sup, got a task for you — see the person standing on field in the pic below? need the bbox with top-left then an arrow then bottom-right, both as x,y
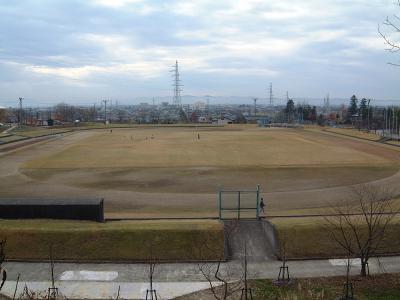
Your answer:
260,197 -> 265,214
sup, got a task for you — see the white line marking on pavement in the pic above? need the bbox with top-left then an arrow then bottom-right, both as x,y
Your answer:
59,271 -> 118,281
329,258 -> 361,266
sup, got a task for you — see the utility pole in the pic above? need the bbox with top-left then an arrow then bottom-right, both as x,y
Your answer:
253,98 -> 257,117
326,93 -> 330,116
269,83 -> 273,107
385,108 -> 388,136
102,100 -> 109,124
206,95 -> 210,120
367,99 -> 371,131
389,107 -> 392,138
18,97 -> 24,127
392,106 -> 395,139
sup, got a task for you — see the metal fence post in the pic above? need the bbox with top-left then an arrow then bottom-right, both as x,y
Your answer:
256,184 -> 260,218
219,190 -> 222,220
238,191 -> 241,220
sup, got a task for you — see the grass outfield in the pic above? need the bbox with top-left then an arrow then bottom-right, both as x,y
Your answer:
22,127 -> 394,169
269,216 -> 400,259
0,219 -> 224,261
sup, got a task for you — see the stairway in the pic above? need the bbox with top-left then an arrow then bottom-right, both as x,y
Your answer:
224,220 -> 276,261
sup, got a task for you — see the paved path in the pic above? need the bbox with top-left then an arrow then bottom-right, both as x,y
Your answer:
1,256 -> 399,299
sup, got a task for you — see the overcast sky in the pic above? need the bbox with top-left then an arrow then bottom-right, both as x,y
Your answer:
0,0 -> 399,106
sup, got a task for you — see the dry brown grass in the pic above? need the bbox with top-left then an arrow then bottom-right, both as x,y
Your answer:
0,219 -> 223,261
23,127 -> 393,169
270,215 -> 400,259
322,127 -> 382,141
1,126 -> 399,218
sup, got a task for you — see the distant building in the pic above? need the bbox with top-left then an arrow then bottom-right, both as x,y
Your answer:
257,116 -> 271,127
213,118 -> 233,125
194,101 -> 206,111
198,116 -> 209,123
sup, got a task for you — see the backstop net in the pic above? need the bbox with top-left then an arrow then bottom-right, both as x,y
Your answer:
218,185 -> 260,220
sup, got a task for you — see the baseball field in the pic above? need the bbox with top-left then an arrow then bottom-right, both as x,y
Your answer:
1,125 -> 400,218
1,125 -> 400,260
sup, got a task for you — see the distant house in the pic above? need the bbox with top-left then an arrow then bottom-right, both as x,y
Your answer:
213,118 -> 233,125
257,117 -> 271,127
198,116 -> 209,123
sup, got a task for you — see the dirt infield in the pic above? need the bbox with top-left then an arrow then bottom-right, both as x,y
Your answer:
1,126 -> 400,218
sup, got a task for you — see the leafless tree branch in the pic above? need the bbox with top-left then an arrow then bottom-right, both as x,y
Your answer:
324,184 -> 397,276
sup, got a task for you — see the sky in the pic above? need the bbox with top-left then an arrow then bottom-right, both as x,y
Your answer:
0,0 -> 399,106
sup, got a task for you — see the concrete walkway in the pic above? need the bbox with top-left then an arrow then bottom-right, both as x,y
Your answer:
1,256 -> 400,299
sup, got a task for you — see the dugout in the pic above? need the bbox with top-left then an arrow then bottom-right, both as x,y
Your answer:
0,198 -> 104,222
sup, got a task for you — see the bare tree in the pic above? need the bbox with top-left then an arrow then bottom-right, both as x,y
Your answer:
48,244 -> 59,300
324,184 -> 397,276
0,239 -> 7,291
274,233 -> 292,285
339,252 -> 356,300
144,239 -> 160,300
240,241 -> 253,300
195,221 -> 243,300
379,1 -> 400,66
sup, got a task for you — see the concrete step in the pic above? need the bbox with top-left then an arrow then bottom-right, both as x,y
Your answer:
224,220 -> 276,262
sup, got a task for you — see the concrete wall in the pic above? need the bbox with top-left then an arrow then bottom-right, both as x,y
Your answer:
0,198 -> 104,222
261,219 -> 280,258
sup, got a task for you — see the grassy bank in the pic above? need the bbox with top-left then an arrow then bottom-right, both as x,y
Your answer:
0,219 -> 224,261
178,274 -> 400,299
322,127 -> 382,141
254,274 -> 400,300
270,216 -> 400,259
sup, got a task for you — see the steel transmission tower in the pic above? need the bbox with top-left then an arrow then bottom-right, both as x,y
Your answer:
171,60 -> 183,107
269,83 -> 273,107
324,93 -> 330,116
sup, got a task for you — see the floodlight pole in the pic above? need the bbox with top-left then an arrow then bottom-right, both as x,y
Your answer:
18,97 -> 24,127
